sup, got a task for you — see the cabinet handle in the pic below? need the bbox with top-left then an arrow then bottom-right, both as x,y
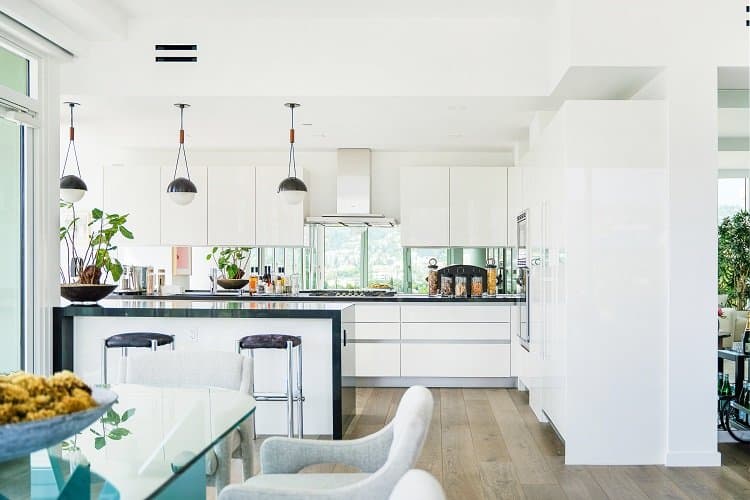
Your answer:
343,329 -> 347,346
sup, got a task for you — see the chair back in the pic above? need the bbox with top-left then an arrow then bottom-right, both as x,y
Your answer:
125,350 -> 252,394
388,469 -> 445,500
345,386 -> 433,498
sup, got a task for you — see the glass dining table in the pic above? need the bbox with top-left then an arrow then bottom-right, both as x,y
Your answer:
0,384 -> 256,500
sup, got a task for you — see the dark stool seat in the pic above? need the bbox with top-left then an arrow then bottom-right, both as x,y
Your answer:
239,334 -> 301,350
105,332 -> 175,349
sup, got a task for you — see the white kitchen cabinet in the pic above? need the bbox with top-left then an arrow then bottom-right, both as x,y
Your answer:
401,344 -> 510,377
160,165 -> 208,246
399,166 -> 450,247
400,304 -> 510,323
449,167 -> 508,247
402,322 -> 510,341
345,322 -> 400,340
351,304 -> 400,323
343,343 -> 400,377
254,166 -> 305,246
207,166 -> 256,245
103,165 -> 161,246
507,167 -> 523,247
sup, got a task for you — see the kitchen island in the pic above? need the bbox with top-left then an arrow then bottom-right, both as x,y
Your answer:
52,300 -> 354,438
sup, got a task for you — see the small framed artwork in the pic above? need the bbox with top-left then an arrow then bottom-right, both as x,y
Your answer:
172,246 -> 192,276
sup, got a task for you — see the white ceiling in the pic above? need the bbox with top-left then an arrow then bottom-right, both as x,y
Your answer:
62,96 -> 560,152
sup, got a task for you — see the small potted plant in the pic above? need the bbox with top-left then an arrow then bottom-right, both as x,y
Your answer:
206,247 -> 252,290
60,202 -> 133,302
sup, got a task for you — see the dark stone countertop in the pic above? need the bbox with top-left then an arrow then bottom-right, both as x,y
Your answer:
110,292 -> 526,304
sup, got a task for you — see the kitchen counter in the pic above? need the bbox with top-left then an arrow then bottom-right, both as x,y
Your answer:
111,292 -> 526,303
53,299 -> 354,438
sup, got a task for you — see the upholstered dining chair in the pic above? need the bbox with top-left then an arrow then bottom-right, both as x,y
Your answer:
388,469 -> 445,500
124,350 -> 255,492
218,385 -> 433,500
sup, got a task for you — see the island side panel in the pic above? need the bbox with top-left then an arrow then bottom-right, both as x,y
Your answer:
52,307 -> 74,372
73,316 -> 335,437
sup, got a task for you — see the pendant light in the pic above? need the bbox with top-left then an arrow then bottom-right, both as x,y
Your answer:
59,102 -> 87,203
278,102 -> 308,205
167,103 -> 197,205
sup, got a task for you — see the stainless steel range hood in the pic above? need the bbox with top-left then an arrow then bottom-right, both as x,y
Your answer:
306,149 -> 397,227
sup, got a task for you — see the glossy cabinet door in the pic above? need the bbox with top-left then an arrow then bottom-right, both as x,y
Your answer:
255,166 -> 305,246
449,166 -> 508,247
207,166 -> 256,245
103,165 -> 161,246
507,167 -> 523,247
160,165 -> 208,246
399,166 -> 450,247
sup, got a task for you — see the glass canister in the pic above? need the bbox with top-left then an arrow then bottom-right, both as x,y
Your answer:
440,274 -> 454,297
427,258 -> 439,296
486,258 -> 497,296
471,276 -> 483,298
455,275 -> 468,298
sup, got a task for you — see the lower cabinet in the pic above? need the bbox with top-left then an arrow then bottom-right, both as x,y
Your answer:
344,343 -> 401,377
401,344 -> 510,377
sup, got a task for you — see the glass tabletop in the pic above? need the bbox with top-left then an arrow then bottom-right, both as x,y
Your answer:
0,384 -> 256,500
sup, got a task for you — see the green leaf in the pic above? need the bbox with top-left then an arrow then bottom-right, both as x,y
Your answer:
121,408 -> 136,422
94,437 -> 106,450
110,261 -> 124,282
108,427 -> 130,439
102,408 -> 120,425
91,208 -> 103,220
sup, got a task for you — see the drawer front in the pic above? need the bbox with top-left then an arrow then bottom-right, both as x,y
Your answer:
401,343 -> 510,377
343,322 -> 400,341
353,304 -> 401,323
353,344 -> 400,377
400,304 -> 510,323
402,322 -> 510,341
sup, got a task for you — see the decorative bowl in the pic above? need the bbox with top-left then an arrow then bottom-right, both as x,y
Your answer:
0,387 -> 118,462
60,284 -> 118,303
217,278 -> 249,290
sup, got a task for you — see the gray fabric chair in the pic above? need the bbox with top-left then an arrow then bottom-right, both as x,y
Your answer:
219,385 -> 434,500
388,470 -> 445,500
124,350 -> 255,492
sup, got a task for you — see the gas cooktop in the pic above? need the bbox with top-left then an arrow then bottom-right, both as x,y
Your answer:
304,289 -> 397,297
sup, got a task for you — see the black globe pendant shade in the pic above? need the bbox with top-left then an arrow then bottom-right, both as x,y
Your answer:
59,102 -> 88,203
278,102 -> 307,205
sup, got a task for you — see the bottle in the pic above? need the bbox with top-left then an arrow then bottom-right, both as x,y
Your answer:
744,316 -> 750,354
157,269 -> 166,295
275,267 -> 284,294
427,258 -> 439,296
486,258 -> 497,297
719,373 -> 725,395
249,267 -> 259,294
721,373 -> 732,396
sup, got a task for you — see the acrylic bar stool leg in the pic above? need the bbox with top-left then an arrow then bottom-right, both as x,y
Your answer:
297,344 -> 303,439
287,340 -> 294,438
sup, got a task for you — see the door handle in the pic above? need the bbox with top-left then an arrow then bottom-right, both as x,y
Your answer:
343,329 -> 347,347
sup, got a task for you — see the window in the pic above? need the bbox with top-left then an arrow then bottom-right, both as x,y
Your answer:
0,45 -> 29,95
367,227 -> 403,290
408,248 -> 448,294
323,227 -> 363,289
718,176 -> 747,223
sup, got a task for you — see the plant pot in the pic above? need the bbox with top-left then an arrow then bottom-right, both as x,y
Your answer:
60,284 -> 118,303
216,278 -> 249,290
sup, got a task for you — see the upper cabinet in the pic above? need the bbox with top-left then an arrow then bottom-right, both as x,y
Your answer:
400,166 -> 450,247
399,166 -> 509,247
449,167 -> 507,247
207,166 -> 256,246
160,165 -> 208,246
255,166 -> 305,246
103,165 -> 161,246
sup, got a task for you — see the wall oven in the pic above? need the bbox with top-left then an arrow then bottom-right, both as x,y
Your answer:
517,210 -> 530,351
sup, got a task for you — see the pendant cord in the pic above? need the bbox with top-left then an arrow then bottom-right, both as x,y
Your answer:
61,103 -> 83,178
172,105 -> 191,181
288,105 -> 297,178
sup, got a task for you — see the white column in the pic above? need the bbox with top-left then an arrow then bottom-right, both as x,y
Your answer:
665,63 -> 721,466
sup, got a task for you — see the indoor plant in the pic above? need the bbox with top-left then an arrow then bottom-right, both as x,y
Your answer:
718,210 -> 750,310
206,247 -> 252,289
60,202 -> 133,302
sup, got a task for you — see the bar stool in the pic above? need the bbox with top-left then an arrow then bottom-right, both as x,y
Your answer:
237,334 -> 303,439
102,332 -> 175,384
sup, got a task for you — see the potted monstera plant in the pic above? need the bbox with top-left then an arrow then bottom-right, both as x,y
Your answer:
206,247 -> 252,290
60,202 -> 133,302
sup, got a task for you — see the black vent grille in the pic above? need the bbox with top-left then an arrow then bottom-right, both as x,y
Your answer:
155,44 -> 197,62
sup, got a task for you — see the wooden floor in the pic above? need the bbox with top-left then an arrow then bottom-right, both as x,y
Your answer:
216,388 -> 750,500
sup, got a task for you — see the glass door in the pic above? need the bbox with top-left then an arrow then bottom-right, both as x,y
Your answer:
0,116 -> 23,373
0,43 -> 30,372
